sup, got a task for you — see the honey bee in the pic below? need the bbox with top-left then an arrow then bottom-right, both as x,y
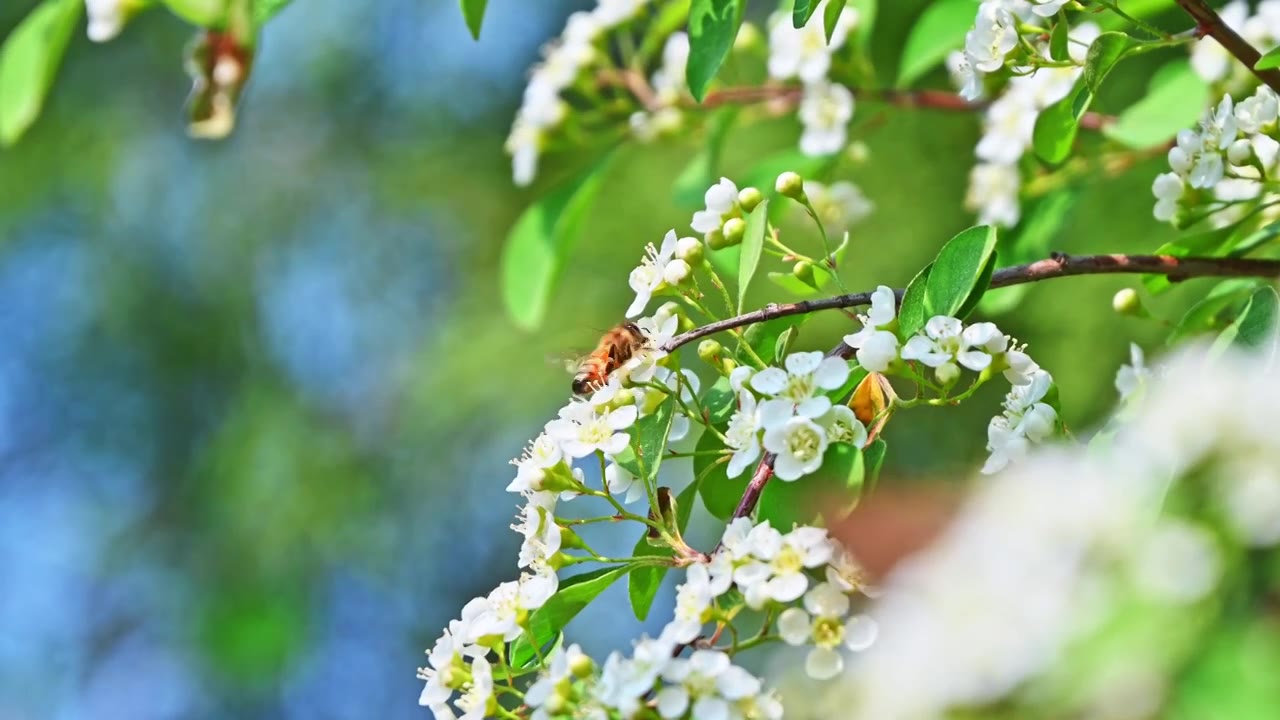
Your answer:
572,322 -> 648,395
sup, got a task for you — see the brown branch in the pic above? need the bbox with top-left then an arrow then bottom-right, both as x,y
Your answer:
661,253 -> 1280,354
728,453 -> 776,523
1175,0 -> 1280,93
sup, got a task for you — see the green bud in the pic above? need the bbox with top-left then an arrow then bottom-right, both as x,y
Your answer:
675,235 -> 704,264
705,228 -> 729,250
558,527 -> 588,550
738,186 -> 764,212
698,339 -> 725,364
540,461 -> 585,494
722,217 -> 747,246
1112,288 -> 1147,317
792,260 -> 815,285
545,692 -> 568,714
775,171 -> 807,201
733,21 -> 762,52
845,140 -> 870,165
569,652 -> 594,678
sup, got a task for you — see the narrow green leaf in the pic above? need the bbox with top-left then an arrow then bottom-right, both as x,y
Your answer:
1229,219 -> 1280,256
0,0 -> 82,146
737,200 -> 770,313
793,0 -> 818,28
897,263 -> 933,338
1081,31 -> 1135,93
1258,45 -> 1280,70
923,225 -> 999,320
863,438 -> 887,492
980,190 -> 1078,315
511,565 -> 631,666
695,380 -> 748,520
459,0 -> 488,39
775,326 -> 798,362
614,396 -> 675,482
743,315 -> 808,365
1049,15 -> 1069,62
1168,279 -> 1260,345
628,480 -> 702,621
1233,286 -> 1279,353
896,0 -> 977,88
845,0 -> 875,47
251,0 -> 292,26
1105,60 -> 1209,150
687,0 -> 743,102
1033,85 -> 1086,165
501,154 -> 614,330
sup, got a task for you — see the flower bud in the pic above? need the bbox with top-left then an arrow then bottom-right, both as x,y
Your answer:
792,260 -> 815,285
738,186 -> 764,212
1112,288 -> 1147,316
545,691 -> 568,714
721,217 -> 747,246
845,140 -> 870,165
655,301 -> 684,326
705,228 -> 729,250
734,21 -> 762,51
663,258 -> 692,285
570,652 -> 594,678
676,235 -> 704,264
1228,138 -> 1253,165
540,461 -> 585,494
775,171 -> 807,201
439,665 -> 463,690
697,339 -> 724,364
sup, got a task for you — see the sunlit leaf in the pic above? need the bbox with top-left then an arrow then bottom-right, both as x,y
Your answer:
1105,60 -> 1209,149
738,200 -> 770,313
687,0 -> 743,102
923,225 -> 998,320
896,0 -> 977,88
459,0 -> 488,39
0,0 -> 82,146
511,565 -> 631,666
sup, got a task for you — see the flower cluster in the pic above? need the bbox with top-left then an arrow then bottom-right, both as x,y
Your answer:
766,1 -> 861,156
953,17 -> 1100,227
720,351 -> 867,481
981,368 -> 1058,473
506,0 -> 651,185
951,1 -> 1070,102
1151,87 -> 1280,225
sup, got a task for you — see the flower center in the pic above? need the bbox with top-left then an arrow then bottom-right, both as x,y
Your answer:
812,616 -> 845,649
725,413 -> 758,450
782,374 -> 815,402
580,417 -> 613,446
686,671 -> 718,697
774,544 -> 804,575
828,419 -> 853,443
785,424 -> 822,461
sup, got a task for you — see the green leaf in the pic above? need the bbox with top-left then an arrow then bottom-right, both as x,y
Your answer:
1081,32 -> 1134,93
615,396 -> 675,482
687,0 -> 743,102
896,0 -> 977,88
0,0 -> 82,146
501,154 -> 614,330
1230,219 -> 1280,256
979,190 -> 1078,315
1049,15 -> 1069,62
737,200 -> 770,313
459,0 -> 488,39
251,0 -> 293,26
923,225 -> 999,320
863,438 -> 887,492
1259,44 -> 1280,70
897,263 -> 933,337
628,479 -> 702,621
701,376 -> 738,425
758,443 -> 864,530
1105,60 -> 1209,149
1033,32 -> 1134,163
1169,279 -> 1260,345
845,0 -> 875,47
511,565 -> 631,667
826,364 -> 867,405
163,0 -> 225,26
793,0 -> 819,28
1231,286 -> 1279,353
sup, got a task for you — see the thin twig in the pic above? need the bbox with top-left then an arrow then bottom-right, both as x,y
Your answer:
662,253 -> 1280,354
1175,0 -> 1280,92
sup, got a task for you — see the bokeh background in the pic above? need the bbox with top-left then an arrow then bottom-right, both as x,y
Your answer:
0,1 -> 1199,717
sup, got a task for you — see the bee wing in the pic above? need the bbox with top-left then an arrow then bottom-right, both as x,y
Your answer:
547,351 -> 587,375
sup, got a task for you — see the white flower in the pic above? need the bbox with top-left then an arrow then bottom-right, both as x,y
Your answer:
468,573 -> 559,642
623,310 -> 677,384
900,316 -> 998,384
1176,96 -> 1237,189
761,415 -> 828,481
506,433 -> 565,494
965,2 -> 1019,73
533,40 -> 595,93
546,400 -> 637,458
653,366 -> 702,443
418,619 -> 485,709
843,285 -> 900,372
778,582 -> 878,679
562,11 -> 602,45
661,560 -> 733,644
626,230 -> 679,318
592,0 -> 648,27
1133,520 -> 1222,604
505,121 -> 545,187
1221,464 -> 1280,546
734,523 -> 833,606
982,369 -> 1058,474
526,644 -> 589,714
819,404 -> 868,446
653,33 -> 691,105
85,0 -> 127,42
513,492 -> 562,570
453,655 -> 495,720
805,180 -> 874,234
1236,86 -> 1280,134
1115,343 -> 1151,402
767,3 -> 857,83
966,162 -> 1021,227
947,51 -> 983,101
976,93 -> 1037,164
725,390 -> 763,478
597,635 -> 675,717
1028,0 -> 1070,16
751,351 -> 851,427
799,81 -> 855,156
604,462 -> 647,505
1151,172 -> 1184,224
656,650 -> 763,720
691,178 -> 740,234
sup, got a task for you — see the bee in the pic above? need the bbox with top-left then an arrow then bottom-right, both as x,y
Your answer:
572,322 -> 648,395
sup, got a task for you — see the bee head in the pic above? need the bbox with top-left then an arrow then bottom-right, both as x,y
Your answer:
571,376 -> 593,395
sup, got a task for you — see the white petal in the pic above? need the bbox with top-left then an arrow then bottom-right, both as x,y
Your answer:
609,405 -> 638,429
924,315 -> 963,339
601,433 -> 630,456
758,399 -> 796,430
656,687 -> 689,719
813,356 -> 851,389
727,443 -> 761,478
767,572 -> 809,603
717,665 -> 762,699
957,350 -> 993,372
692,697 -> 731,720
797,395 -> 831,419
751,368 -> 788,395
805,647 -> 844,680
778,608 -> 812,645
844,615 -> 879,651
784,351 -> 823,376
